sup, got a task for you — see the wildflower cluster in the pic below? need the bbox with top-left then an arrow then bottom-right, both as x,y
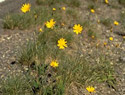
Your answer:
18,0 -> 121,94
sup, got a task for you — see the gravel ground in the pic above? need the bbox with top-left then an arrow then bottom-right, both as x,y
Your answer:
0,0 -> 124,95
0,0 -> 35,78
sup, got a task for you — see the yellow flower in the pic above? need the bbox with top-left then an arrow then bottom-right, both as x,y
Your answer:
34,15 -> 38,19
114,21 -> 119,26
105,0 -> 109,4
46,19 -> 56,29
91,9 -> 95,13
123,36 -> 125,39
50,60 -> 59,68
109,37 -> 113,41
91,36 -> 95,39
53,8 -> 56,11
62,7 -> 66,10
57,38 -> 67,49
96,43 -> 100,47
73,24 -> 83,35
86,86 -> 95,93
104,42 -> 107,46
61,23 -> 65,26
21,3 -> 31,13
39,28 -> 43,32
97,19 -> 100,23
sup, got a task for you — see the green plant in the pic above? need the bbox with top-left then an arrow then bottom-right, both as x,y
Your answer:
66,8 -> 78,19
1,53 -> 116,95
66,0 -> 80,7
120,12 -> 125,29
36,0 -> 80,7
36,0 -> 65,6
3,6 -> 62,30
87,29 -> 97,39
100,18 -> 112,27
19,28 -> 74,66
0,75 -> 32,95
119,0 -> 125,6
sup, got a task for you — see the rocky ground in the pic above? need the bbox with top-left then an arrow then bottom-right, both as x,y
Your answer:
78,1 -> 125,94
0,0 -> 125,95
0,0 -> 35,78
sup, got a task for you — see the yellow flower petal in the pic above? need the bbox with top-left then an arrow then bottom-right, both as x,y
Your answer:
109,37 -> 113,41
73,24 -> 83,35
114,21 -> 119,26
105,0 -> 109,4
21,3 -> 31,13
53,8 -> 56,11
50,60 -> 59,68
91,9 -> 95,13
39,28 -> 43,32
46,19 -> 56,29
62,7 -> 66,10
86,86 -> 95,93
57,38 -> 67,49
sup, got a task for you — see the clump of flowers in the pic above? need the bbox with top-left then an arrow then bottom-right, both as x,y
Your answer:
91,9 -> 95,13
114,21 -> 119,26
21,3 -> 31,13
57,38 -> 67,49
109,37 -> 113,41
86,86 -> 95,93
50,60 -> 59,68
53,8 -> 56,11
73,24 -> 83,34
105,0 -> 109,4
46,19 -> 56,29
62,7 -> 66,10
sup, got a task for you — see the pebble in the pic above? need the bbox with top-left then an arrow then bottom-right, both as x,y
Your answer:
119,57 -> 125,62
1,74 -> 4,78
24,66 -> 28,71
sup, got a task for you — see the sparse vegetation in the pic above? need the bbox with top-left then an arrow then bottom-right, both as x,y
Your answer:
100,18 -> 113,27
1,0 -> 124,95
120,12 -> 125,29
119,0 -> 125,6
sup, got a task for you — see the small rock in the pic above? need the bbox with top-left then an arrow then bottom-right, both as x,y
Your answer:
24,66 -> 29,71
10,61 -> 16,65
119,57 -> 125,62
